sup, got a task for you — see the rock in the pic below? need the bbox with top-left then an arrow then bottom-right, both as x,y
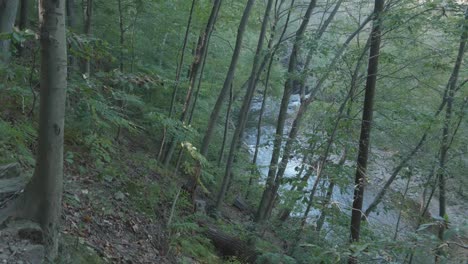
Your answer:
0,176 -> 28,195
0,163 -> 21,179
18,227 -> 43,244
18,245 -> 44,264
0,220 -> 44,264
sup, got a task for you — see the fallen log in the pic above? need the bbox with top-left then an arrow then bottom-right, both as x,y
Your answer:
198,221 -> 259,263
233,195 -> 253,214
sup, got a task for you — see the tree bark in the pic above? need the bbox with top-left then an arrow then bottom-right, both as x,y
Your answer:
164,0 -> 222,165
436,6 -> 467,248
200,0 -> 256,157
66,0 -> 77,29
256,9 -> 372,223
0,0 -> 19,63
214,0 -> 273,211
255,0 -> 318,223
246,0 -> 295,200
17,0 -> 67,260
363,8 -> 468,219
349,2 -> 383,264
17,0 -> 29,57
82,0 -> 92,75
218,84 -> 233,166
161,0 -> 197,166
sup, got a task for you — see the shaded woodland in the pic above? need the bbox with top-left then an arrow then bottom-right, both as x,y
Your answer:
0,0 -> 467,263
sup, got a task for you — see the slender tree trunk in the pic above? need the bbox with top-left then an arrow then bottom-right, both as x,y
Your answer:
17,0 -> 29,57
66,0 -> 77,28
81,0 -> 92,76
200,0 -> 256,157
278,163 -> 314,222
436,8 -> 467,256
256,0 -> 318,222
394,170 -> 412,240
161,0 -> 197,165
164,0 -> 222,165
188,46 -> 209,124
246,0 -> 294,200
181,0 -> 222,123
17,0 -> 67,260
348,2 -> 383,264
256,3 -> 371,223
214,0 -> 273,211
315,40 -> 368,232
0,0 -> 19,63
218,84 -> 233,166
364,8 -> 468,219
117,0 -> 126,72
66,0 -> 77,71
259,16 -> 371,222
246,56 -> 275,200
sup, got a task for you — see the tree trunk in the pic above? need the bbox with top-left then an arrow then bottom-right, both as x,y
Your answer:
161,0 -> 197,166
246,0 -> 295,200
181,0 -> 222,123
315,39 -> 369,232
363,8 -> 468,219
17,0 -> 29,57
82,0 -> 92,75
200,0 -> 256,157
256,0 -> 318,223
66,0 -> 77,28
17,0 -> 67,260
214,0 -> 273,211
164,0 -> 222,166
348,2 -> 383,264
436,6 -> 467,251
0,0 -> 19,63
218,84 -> 233,166
256,13 -> 372,223
66,0 -> 77,71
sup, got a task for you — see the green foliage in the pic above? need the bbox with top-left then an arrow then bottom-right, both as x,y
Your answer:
257,253 -> 297,264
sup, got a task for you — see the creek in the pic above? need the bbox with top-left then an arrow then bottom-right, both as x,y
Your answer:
243,94 -> 467,238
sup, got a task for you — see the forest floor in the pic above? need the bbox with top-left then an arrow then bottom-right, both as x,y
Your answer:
0,134 -> 278,264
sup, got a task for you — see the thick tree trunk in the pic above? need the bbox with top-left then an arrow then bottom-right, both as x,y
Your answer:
256,0 -> 318,222
0,0 -> 19,62
348,1 -> 383,264
215,0 -> 273,211
17,0 -> 68,260
200,0 -> 256,157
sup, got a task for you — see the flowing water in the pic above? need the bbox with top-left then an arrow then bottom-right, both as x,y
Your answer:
244,95 -> 467,237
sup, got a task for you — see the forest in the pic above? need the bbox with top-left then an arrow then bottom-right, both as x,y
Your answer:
0,0 -> 467,263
